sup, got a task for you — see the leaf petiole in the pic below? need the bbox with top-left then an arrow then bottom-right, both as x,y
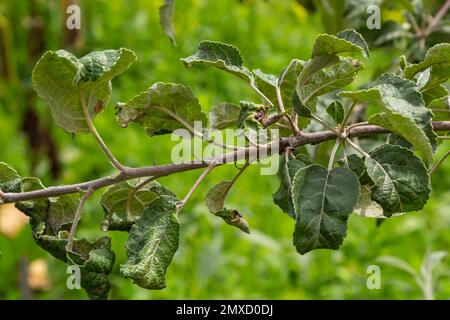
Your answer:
78,88 -> 127,172
328,137 -> 341,170
345,137 -> 370,158
178,161 -> 218,210
429,150 -> 450,175
66,188 -> 95,252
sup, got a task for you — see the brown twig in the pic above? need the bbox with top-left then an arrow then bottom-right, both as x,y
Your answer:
2,121 -> 450,204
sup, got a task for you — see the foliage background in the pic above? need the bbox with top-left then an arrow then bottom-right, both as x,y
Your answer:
0,0 -> 449,299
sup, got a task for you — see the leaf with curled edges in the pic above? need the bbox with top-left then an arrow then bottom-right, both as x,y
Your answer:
312,29 -> 369,58
205,181 -> 251,233
115,82 -> 207,136
101,181 -> 158,231
159,0 -> 176,45
32,48 -> 136,133
209,102 -> 240,130
297,29 -> 368,103
364,145 -> 430,216
121,195 -> 179,290
10,174 -> 115,300
181,40 -> 253,82
297,57 -> 364,109
291,165 -> 360,254
237,101 -> 264,132
0,162 -> 22,198
340,74 -> 436,164
404,44 -> 450,88
67,236 -> 115,300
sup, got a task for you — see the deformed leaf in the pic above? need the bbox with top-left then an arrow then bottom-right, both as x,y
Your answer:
326,100 -> 345,124
181,41 -> 253,82
312,29 -> 369,58
115,82 -> 207,136
15,176 -> 115,300
364,145 -> 430,216
0,162 -> 22,194
205,180 -> 251,233
68,236 -> 115,300
297,57 -> 363,107
341,74 -> 436,163
291,165 -> 360,254
121,196 -> 179,290
336,29 -> 370,58
159,0 -> 176,45
101,181 -> 158,231
404,43 -> 450,80
237,101 -> 264,132
212,208 -> 250,234
209,102 -> 240,130
32,48 -> 136,133
77,49 -> 136,84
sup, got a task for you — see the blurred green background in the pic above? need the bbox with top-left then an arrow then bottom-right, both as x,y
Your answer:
0,0 -> 449,299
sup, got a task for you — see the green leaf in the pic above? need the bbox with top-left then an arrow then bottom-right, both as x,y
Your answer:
297,55 -> 340,88
338,154 -> 372,185
369,112 -> 434,164
272,155 -> 307,218
423,84 -> 449,105
15,176 -> 115,300
292,92 -> 312,117
364,145 -> 430,216
429,96 -> 450,120
205,181 -> 232,213
277,59 -> 305,109
68,236 -> 115,300
336,29 -> 370,58
159,0 -> 176,45
77,49 -> 136,84
341,74 -> 436,163
326,100 -> 345,124
181,41 -> 253,82
354,186 -> 385,218
121,196 -> 179,290
297,57 -> 363,107
209,102 -> 240,130
205,180 -> 251,233
312,29 -> 369,58
32,49 -> 136,133
292,165 -> 360,254
419,63 -> 450,92
404,43 -> 450,79
115,82 -> 207,136
253,69 -> 278,105
0,162 -> 22,195
101,181 -> 158,231
237,101 -> 263,131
